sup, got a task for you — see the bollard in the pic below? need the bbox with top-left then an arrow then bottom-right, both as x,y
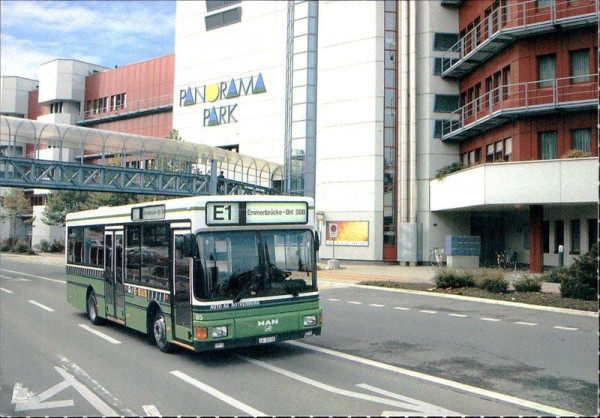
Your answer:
558,244 -> 564,267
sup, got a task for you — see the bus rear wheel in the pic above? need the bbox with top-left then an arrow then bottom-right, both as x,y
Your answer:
87,290 -> 103,325
152,311 -> 173,353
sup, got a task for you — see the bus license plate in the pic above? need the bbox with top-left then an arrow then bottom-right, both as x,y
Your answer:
259,336 -> 276,344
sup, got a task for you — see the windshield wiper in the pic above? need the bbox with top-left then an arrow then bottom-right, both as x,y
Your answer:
231,269 -> 257,303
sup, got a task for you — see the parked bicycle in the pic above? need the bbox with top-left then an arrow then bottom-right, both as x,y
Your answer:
429,247 -> 445,267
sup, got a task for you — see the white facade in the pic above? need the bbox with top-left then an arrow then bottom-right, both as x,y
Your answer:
38,59 -> 107,125
0,76 -> 38,118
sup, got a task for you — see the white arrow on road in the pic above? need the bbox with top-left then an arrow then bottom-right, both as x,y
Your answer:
11,380 -> 74,411
11,366 -> 117,415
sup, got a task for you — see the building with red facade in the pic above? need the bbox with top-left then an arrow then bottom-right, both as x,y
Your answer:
433,0 -> 597,271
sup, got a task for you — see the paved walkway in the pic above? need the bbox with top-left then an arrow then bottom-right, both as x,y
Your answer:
317,260 -> 561,293
1,252 -> 560,293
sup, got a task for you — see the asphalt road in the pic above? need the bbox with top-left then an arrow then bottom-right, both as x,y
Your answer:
0,255 -> 597,416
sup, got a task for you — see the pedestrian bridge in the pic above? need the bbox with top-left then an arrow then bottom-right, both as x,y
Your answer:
0,116 -> 283,196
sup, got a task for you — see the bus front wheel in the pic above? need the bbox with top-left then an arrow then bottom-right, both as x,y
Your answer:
152,311 -> 173,353
87,290 -> 103,325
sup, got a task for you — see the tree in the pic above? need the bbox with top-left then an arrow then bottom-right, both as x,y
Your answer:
42,190 -> 90,226
0,188 -> 34,240
42,190 -> 171,226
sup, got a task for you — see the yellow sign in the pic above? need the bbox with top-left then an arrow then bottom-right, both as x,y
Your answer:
325,221 -> 369,246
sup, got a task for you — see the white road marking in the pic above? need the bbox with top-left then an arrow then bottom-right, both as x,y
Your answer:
515,322 -> 537,326
28,300 -> 54,312
393,307 -> 410,311
54,367 -> 118,416
239,355 -> 457,414
0,269 -> 65,284
288,341 -> 579,417
369,304 -> 385,308
12,380 -> 74,411
419,310 -> 437,314
171,370 -> 265,416
142,404 -> 161,416
78,324 -> 121,344
357,383 -> 460,416
553,326 -> 578,331
448,313 -> 468,318
327,298 -> 340,301
347,301 -> 362,305
59,356 -> 135,416
1,287 -> 13,293
480,317 -> 501,322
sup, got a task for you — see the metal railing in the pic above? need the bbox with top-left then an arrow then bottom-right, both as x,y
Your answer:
441,0 -> 597,75
79,94 -> 173,122
441,74 -> 598,139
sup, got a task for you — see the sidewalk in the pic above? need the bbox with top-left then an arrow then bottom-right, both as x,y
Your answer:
317,260 -> 561,293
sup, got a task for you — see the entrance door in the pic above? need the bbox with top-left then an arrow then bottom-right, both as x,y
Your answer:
172,231 -> 193,343
104,230 -> 125,321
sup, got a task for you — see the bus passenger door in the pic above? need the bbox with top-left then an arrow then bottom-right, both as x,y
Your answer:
172,232 -> 193,343
104,230 -> 125,322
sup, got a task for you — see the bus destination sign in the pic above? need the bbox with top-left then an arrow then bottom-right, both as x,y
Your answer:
131,205 -> 166,221
207,201 -> 308,225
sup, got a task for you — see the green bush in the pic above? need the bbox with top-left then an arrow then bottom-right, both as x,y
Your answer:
514,276 -> 542,293
544,266 -> 569,283
37,239 -> 51,253
49,239 -> 64,253
477,272 -> 509,293
0,244 -> 10,252
434,269 -> 475,289
435,162 -> 465,180
14,240 -> 30,253
559,244 -> 597,300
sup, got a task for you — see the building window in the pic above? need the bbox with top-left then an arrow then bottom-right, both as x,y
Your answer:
206,0 -> 240,12
205,7 -> 241,30
539,131 -> 557,159
571,128 -> 591,153
504,137 -> 512,161
554,220 -> 564,254
433,33 -> 459,51
111,93 -> 126,110
501,65 -> 511,99
569,49 -> 590,83
486,143 -> 494,162
49,102 -> 63,114
570,219 -> 580,254
461,148 -> 482,166
536,0 -> 554,8
494,140 -> 503,161
537,54 -> 556,87
434,95 -> 460,113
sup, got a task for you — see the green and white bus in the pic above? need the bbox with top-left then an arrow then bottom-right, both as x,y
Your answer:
66,196 -> 322,353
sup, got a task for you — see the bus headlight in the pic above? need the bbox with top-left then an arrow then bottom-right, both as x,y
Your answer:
212,326 -> 228,338
303,315 -> 317,327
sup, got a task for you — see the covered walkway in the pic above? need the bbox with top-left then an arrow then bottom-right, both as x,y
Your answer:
0,116 -> 283,195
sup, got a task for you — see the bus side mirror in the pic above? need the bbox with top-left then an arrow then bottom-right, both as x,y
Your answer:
182,234 -> 197,258
314,232 -> 320,252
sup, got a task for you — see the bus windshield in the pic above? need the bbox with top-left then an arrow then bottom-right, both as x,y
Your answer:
196,229 -> 317,302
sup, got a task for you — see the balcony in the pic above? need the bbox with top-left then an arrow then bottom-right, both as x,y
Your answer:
441,0 -> 597,78
441,74 -> 598,142
77,94 -> 173,126
430,157 -> 597,211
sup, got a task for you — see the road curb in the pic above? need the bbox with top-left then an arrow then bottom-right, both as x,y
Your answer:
333,282 -> 598,317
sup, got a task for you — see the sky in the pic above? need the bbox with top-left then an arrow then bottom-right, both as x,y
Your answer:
0,0 -> 176,80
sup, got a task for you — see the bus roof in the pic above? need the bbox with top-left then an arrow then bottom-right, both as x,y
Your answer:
65,195 -> 315,225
